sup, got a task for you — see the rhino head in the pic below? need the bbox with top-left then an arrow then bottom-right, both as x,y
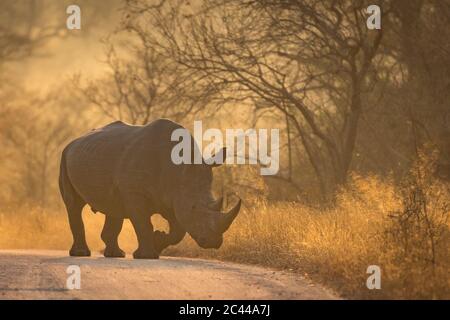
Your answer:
173,147 -> 241,249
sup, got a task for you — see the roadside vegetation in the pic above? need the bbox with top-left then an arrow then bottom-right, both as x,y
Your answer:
1,154 -> 448,299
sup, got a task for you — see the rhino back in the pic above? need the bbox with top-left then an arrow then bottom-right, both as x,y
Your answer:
63,119 -> 183,215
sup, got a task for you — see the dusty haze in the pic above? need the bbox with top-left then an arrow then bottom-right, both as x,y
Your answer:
0,0 -> 449,300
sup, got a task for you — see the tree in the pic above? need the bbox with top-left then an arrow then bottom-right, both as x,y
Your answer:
134,0 -> 386,197
0,1 -> 60,70
75,0 -> 222,125
391,0 -> 450,164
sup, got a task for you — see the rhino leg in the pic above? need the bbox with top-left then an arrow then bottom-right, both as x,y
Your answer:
61,194 -> 90,257
131,214 -> 159,259
125,197 -> 159,259
101,215 -> 125,258
66,203 -> 91,257
154,219 -> 186,254
60,182 -> 90,256
60,152 -> 90,257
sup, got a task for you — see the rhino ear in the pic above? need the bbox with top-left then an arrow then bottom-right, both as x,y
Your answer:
205,147 -> 227,167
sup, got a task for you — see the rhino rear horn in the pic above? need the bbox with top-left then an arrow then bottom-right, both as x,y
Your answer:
209,197 -> 224,211
218,198 -> 241,233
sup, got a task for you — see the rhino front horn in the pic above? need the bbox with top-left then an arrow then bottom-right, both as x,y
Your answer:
218,198 -> 241,233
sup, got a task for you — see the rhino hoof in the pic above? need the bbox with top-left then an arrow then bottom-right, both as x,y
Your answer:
133,249 -> 159,259
104,246 -> 126,258
69,246 -> 91,257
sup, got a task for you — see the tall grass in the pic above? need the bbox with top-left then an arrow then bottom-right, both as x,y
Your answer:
0,174 -> 448,299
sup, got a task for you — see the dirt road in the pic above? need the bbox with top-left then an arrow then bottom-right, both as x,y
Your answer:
0,250 -> 338,299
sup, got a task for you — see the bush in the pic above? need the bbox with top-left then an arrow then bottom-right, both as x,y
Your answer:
0,166 -> 448,299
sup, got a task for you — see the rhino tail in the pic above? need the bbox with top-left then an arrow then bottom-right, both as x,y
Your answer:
59,149 -> 83,206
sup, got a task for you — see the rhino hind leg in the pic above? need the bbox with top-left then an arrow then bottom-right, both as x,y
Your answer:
65,198 -> 91,257
101,215 -> 125,258
60,163 -> 90,257
59,178 -> 91,257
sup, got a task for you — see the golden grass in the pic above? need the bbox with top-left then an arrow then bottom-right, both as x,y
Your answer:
0,175 -> 448,299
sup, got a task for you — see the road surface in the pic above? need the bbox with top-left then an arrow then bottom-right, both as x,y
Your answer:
0,250 -> 338,299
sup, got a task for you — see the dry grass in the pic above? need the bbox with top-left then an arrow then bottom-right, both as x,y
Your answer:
0,175 -> 448,299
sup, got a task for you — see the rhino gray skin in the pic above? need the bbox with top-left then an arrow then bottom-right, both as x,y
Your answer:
59,119 -> 241,259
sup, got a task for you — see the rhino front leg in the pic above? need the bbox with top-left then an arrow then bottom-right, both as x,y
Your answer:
131,214 -> 159,259
125,196 -> 159,259
101,215 -> 125,258
154,219 -> 186,254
